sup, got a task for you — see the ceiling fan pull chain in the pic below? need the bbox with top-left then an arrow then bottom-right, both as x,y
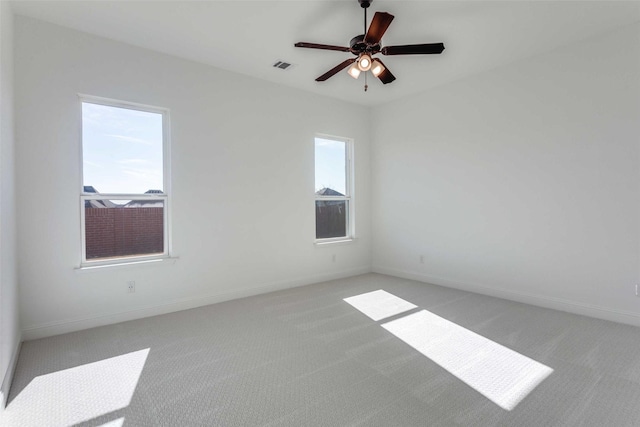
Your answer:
364,72 -> 368,92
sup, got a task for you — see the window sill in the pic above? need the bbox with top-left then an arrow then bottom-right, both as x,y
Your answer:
75,256 -> 179,272
314,238 -> 355,246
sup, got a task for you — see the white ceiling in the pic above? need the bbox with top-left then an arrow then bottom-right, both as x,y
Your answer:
10,1 -> 640,106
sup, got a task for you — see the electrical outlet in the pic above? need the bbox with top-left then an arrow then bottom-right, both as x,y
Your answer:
127,281 -> 135,293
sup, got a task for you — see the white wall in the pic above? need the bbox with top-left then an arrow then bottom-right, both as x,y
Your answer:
0,0 -> 20,408
12,13 -> 640,344
372,24 -> 640,326
15,16 -> 372,340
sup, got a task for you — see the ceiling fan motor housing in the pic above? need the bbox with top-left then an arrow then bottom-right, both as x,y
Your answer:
358,0 -> 371,9
349,35 -> 381,55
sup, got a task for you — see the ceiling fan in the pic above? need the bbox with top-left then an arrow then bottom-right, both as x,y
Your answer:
295,0 -> 445,91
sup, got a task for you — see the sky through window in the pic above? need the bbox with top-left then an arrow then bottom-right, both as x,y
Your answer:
82,102 -> 163,194
314,137 -> 346,195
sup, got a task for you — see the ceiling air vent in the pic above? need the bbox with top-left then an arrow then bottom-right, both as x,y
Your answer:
273,61 -> 293,70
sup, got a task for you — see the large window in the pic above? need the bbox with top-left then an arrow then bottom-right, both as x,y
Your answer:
80,96 -> 170,265
314,135 -> 353,241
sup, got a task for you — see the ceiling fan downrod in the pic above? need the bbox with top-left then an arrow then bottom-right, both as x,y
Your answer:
360,0 -> 369,35
364,8 -> 367,35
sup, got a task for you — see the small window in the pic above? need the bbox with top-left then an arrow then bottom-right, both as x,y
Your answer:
80,96 -> 170,265
314,136 -> 353,241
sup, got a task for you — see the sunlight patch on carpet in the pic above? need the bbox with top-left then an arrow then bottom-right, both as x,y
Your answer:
4,349 -> 149,426
382,310 -> 553,410
344,289 -> 417,321
99,417 -> 125,427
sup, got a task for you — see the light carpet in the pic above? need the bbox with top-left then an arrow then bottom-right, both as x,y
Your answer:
3,273 -> 640,426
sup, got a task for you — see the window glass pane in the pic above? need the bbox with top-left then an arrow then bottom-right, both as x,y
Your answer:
82,102 -> 163,194
85,199 -> 164,260
316,200 -> 347,239
315,137 -> 346,196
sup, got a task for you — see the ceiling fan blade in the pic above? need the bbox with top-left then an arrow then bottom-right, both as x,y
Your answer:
364,12 -> 395,45
295,42 -> 351,52
382,43 -> 445,55
375,59 -> 396,84
316,58 -> 357,82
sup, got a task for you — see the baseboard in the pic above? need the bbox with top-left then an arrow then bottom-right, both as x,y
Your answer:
22,266 -> 372,341
373,266 -> 640,328
1,335 -> 22,410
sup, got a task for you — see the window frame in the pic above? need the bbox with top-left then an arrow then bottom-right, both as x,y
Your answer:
78,94 -> 172,267
314,134 -> 355,243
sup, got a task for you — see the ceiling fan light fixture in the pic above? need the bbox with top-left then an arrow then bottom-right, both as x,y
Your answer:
357,53 -> 372,71
371,59 -> 385,77
348,63 -> 361,79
